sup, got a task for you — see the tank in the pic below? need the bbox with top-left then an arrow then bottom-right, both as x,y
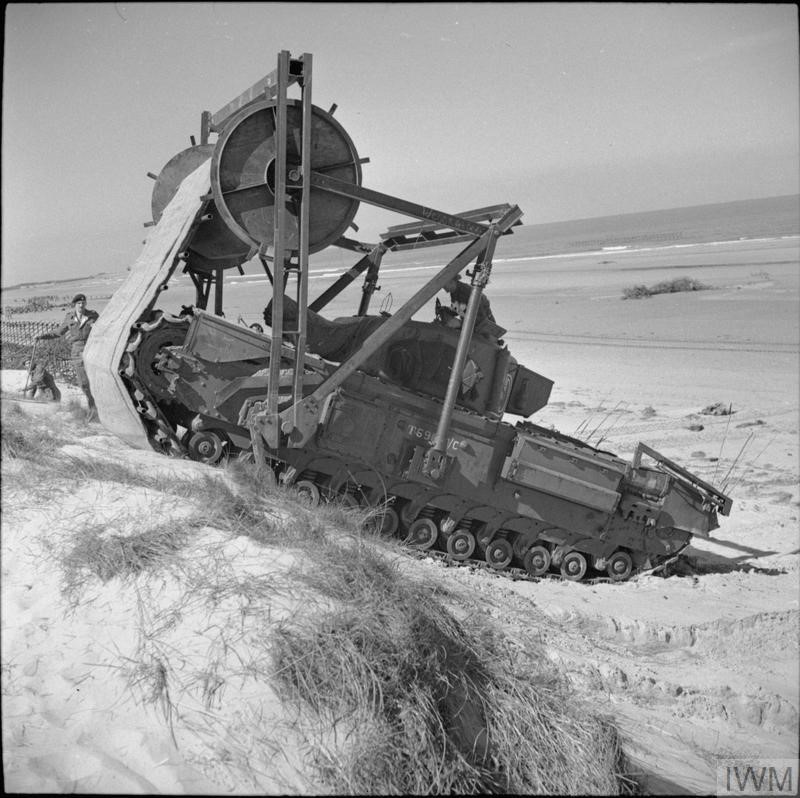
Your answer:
84,51 -> 732,582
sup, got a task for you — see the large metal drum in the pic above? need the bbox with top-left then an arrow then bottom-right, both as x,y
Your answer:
210,99 -> 362,256
151,144 -> 214,222
151,145 -> 252,272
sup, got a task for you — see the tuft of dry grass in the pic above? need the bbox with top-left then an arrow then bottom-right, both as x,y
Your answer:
272,535 -> 632,794
622,276 -> 710,299
57,521 -> 197,605
1,405 -> 73,461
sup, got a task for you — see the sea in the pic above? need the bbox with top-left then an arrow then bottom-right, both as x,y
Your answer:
4,194 -> 798,325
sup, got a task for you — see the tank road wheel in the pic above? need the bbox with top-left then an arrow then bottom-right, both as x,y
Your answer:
523,545 -> 552,577
295,480 -> 321,507
485,539 -> 513,570
446,529 -> 476,561
187,431 -> 226,464
560,551 -> 588,581
606,550 -> 634,582
372,506 -> 400,536
404,518 -> 438,550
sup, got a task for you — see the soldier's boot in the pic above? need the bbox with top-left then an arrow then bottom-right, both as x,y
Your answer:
84,391 -> 98,422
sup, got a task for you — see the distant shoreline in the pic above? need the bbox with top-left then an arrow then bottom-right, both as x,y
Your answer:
3,272 -> 113,292
3,193 -> 797,293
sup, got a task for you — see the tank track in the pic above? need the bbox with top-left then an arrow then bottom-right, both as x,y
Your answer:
282,477 -> 683,584
120,311 -> 194,455
271,449 -> 681,583
280,465 -> 684,584
120,319 -> 685,585
402,546 -> 681,586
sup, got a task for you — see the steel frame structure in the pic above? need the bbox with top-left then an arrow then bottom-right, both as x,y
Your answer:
202,50 -> 523,479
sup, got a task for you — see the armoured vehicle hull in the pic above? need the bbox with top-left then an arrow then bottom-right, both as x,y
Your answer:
106,301 -> 730,582
84,51 -> 731,582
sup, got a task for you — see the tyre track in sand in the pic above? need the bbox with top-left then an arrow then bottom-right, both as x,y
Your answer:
419,559 -> 800,795
507,329 -> 798,355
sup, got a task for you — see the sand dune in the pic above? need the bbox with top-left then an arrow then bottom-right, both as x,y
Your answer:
2,234 -> 798,793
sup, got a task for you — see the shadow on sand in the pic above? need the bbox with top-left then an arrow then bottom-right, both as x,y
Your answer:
661,548 -> 787,578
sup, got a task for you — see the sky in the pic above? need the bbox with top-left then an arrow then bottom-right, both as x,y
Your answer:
2,2 -> 798,287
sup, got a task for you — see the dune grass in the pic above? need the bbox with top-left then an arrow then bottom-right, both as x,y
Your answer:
1,402 -> 74,460
622,276 -> 710,299
275,534 -> 629,794
57,521 -> 197,605
1,404 -> 636,794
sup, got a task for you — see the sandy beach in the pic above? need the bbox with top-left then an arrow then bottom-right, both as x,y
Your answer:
4,0 -> 799,791
2,234 -> 798,793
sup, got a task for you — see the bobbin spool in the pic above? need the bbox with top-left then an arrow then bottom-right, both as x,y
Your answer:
210,98 -> 363,257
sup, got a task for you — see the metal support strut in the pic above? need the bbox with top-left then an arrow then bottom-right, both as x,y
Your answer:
254,205 -> 521,450
255,50 -> 314,451
231,50 -> 523,454
422,226 -> 501,480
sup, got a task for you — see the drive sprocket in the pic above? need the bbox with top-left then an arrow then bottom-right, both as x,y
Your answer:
128,313 -> 190,402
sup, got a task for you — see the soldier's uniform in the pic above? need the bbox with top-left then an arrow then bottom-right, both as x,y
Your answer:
38,293 -> 98,414
447,279 -> 497,330
442,277 -> 506,342
24,360 -> 61,401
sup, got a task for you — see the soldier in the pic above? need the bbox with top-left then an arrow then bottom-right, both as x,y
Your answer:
23,357 -> 61,402
37,293 -> 99,418
440,274 -> 505,342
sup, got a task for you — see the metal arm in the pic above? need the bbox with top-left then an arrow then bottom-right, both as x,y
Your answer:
247,204 -> 522,449
423,229 -> 500,480
309,172 -> 490,237
633,442 -> 733,515
309,242 -> 387,313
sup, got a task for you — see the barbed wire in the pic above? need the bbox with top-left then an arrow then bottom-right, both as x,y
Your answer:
1,319 -> 59,344
1,320 -> 75,382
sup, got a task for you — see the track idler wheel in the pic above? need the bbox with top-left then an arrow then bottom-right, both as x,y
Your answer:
523,545 -> 552,577
446,529 -> 476,561
131,315 -> 190,401
295,480 -> 321,506
404,518 -> 438,550
187,430 -> 227,464
560,551 -> 588,581
606,550 -> 633,582
485,538 -> 513,570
